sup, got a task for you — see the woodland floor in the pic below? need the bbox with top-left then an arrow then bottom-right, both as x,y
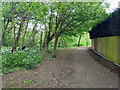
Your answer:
2,47 -> 120,88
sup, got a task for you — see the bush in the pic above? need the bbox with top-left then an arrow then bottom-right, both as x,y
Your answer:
1,47 -> 43,74
45,50 -> 52,54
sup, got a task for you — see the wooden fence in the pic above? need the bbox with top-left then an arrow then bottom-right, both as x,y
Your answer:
91,36 -> 120,65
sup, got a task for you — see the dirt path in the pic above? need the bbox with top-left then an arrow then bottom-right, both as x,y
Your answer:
63,47 -> 118,88
2,47 -> 119,88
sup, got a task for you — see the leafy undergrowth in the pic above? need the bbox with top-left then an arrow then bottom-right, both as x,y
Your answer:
1,46 -> 48,74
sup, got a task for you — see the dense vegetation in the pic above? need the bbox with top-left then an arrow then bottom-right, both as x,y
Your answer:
1,2 -> 110,74
2,46 -> 47,73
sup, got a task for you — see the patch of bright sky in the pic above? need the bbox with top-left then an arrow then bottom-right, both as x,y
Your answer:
28,22 -> 45,31
104,0 -> 119,13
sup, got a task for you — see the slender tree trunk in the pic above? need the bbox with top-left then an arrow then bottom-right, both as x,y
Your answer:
2,18 -> 11,45
30,30 -> 37,47
86,41 -> 88,46
28,21 -> 38,47
46,41 -> 49,51
52,37 -> 58,58
11,9 -> 16,53
5,18 -> 10,30
52,14 -> 64,58
43,20 -> 47,49
46,33 -> 55,50
42,16 -> 47,49
11,3 -> 22,53
22,19 -> 29,47
78,35 -> 81,47
46,9 -> 53,50
40,31 -> 43,50
42,32 -> 47,48
11,11 -> 29,52
52,31 -> 63,58
12,16 -> 24,52
52,15 -> 58,58
43,41 -> 46,48
58,42 -> 60,47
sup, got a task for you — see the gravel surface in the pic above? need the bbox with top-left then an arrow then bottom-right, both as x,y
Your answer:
2,47 -> 119,88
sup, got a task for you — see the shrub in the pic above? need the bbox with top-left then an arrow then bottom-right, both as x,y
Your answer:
1,47 -> 44,74
46,50 -> 52,54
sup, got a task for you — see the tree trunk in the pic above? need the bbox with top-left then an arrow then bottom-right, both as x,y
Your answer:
78,35 -> 81,47
43,41 -> 46,48
2,18 -> 11,46
86,41 -> 88,46
52,11 -> 65,58
30,30 -> 37,47
11,9 -> 16,53
58,42 -> 60,47
11,3 -> 23,53
12,16 -> 24,52
52,37 -> 58,58
46,9 -> 53,50
46,41 -> 49,51
42,33 -> 47,49
52,31 -> 63,58
5,18 -> 10,30
52,15 -> 58,58
3,18 -> 10,40
40,31 -> 43,50
46,33 -> 50,50
22,19 -> 29,47
42,23 -> 47,49
28,21 -> 38,47
46,33 -> 55,50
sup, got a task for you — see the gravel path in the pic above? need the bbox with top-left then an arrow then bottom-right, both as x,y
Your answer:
2,47 -> 119,88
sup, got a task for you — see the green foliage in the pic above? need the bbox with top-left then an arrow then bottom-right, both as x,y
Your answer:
33,72 -> 38,75
16,82 -> 20,85
11,87 -> 15,88
48,56 -> 54,61
10,81 -> 15,85
46,50 -> 52,54
24,80 -> 32,84
3,81 -> 6,84
37,80 -> 44,85
53,78 -> 57,80
19,72 -> 25,76
2,2 -> 111,68
2,47 -> 44,74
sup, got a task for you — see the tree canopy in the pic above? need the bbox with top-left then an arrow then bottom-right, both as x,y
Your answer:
2,2 -> 110,57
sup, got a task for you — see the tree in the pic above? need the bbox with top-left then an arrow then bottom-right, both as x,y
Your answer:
2,2 -> 110,57
78,35 -> 81,47
48,2 -> 109,58
11,2 -> 30,52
